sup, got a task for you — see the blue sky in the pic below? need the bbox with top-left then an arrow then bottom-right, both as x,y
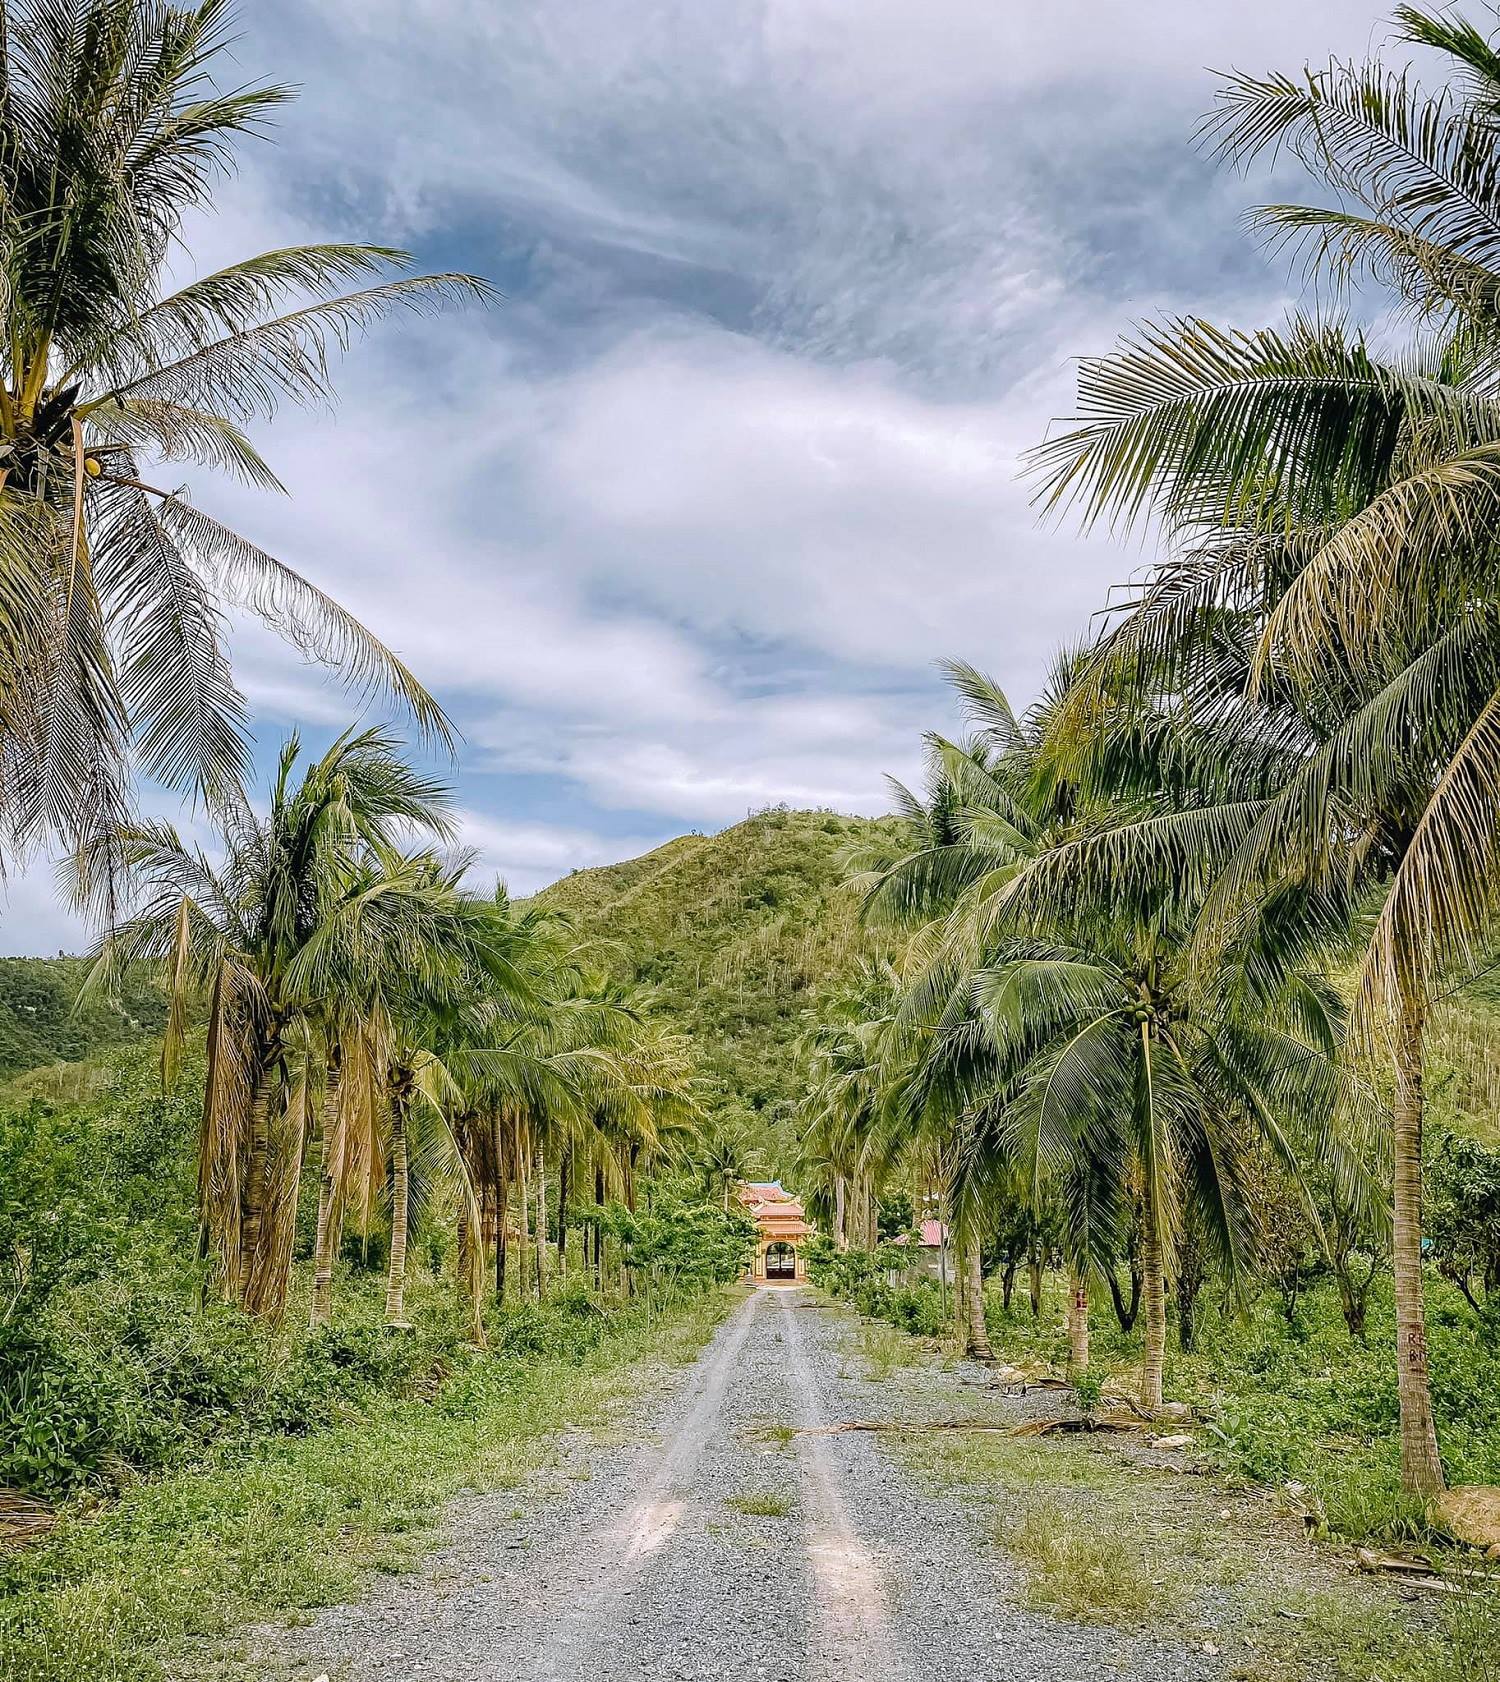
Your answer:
3,0 -> 1404,953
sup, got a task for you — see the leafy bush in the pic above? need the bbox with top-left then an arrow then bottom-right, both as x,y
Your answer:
809,1244 -> 948,1337
0,1047 -> 740,1500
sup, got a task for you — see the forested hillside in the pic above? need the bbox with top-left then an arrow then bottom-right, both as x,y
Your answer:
536,808 -> 898,1166
0,958 -> 164,1082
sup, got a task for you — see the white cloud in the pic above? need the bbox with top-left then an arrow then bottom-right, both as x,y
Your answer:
455,812 -> 675,896
9,0 -> 1421,954
0,863 -> 85,958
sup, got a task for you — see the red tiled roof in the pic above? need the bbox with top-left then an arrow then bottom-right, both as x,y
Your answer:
891,1219 -> 948,1248
738,1180 -> 815,1239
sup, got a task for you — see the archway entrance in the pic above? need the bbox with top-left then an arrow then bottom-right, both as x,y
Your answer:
765,1241 -> 796,1281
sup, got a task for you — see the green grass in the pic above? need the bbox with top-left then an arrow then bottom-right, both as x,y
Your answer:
1231,1584 -> 1500,1682
883,1266 -> 1500,1547
1002,1506 -> 1176,1625
725,1490 -> 793,1518
751,1423 -> 798,1448
0,1290 -> 730,1682
853,1319 -> 921,1381
885,1311 -> 1500,1682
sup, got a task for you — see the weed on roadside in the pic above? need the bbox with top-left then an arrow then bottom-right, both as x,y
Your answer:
750,1423 -> 798,1448
855,1320 -> 918,1380
0,1293 -> 732,1682
725,1491 -> 793,1518
1231,1582 -> 1500,1682
1002,1506 -> 1177,1625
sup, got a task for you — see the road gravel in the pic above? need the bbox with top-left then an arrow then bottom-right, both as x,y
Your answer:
258,1286 -> 1220,1682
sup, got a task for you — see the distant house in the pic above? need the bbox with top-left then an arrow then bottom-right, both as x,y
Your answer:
736,1180 -> 814,1283
890,1218 -> 952,1284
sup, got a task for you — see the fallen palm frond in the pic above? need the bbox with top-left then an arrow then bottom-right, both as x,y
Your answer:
0,1488 -> 55,1549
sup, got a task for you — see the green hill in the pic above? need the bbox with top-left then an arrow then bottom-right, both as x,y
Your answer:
0,956 -> 166,1082
535,807 -> 897,1169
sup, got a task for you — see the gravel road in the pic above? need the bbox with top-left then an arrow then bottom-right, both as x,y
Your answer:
261,1286 -> 1218,1682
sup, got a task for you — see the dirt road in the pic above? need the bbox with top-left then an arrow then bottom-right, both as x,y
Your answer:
262,1286 -> 1215,1682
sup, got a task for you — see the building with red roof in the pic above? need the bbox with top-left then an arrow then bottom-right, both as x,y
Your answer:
736,1180 -> 814,1283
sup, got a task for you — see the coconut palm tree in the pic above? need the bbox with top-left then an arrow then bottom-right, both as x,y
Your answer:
848,659 -> 1370,1404
696,1128 -> 749,1212
294,852 -> 537,1327
1024,1 -> 1500,1490
846,661 -> 1109,1363
0,0 -> 487,869
89,726 -> 454,1313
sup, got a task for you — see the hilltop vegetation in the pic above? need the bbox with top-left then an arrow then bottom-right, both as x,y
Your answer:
536,807 -> 898,1167
0,959 -> 164,1083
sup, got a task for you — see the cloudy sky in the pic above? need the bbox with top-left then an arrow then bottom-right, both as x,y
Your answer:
3,0 -> 1406,953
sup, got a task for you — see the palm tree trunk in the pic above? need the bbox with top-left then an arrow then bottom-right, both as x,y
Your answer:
1107,1262 -> 1141,1331
1140,1208 -> 1167,1412
557,1148 -> 570,1272
239,1064 -> 273,1308
964,1236 -> 993,1361
834,1174 -> 847,1250
953,1237 -> 969,1343
385,1097 -> 411,1326
495,1118 -> 510,1305
1393,980 -> 1445,1496
516,1145 -> 532,1304
309,1066 -> 344,1329
1067,1269 -> 1090,1381
252,1083 -> 306,1322
535,1143 -> 548,1299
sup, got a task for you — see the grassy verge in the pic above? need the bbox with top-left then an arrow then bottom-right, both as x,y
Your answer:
973,1270 -> 1500,1545
818,1245 -> 1500,1546
840,1297 -> 1500,1682
0,1287 -> 731,1682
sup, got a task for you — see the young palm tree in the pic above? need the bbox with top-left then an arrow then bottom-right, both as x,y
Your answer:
851,660 -> 1369,1404
955,919 -> 1356,1408
846,662 -> 1104,1362
0,0 -> 487,867
296,852 -> 535,1327
696,1129 -> 749,1212
90,727 -> 454,1314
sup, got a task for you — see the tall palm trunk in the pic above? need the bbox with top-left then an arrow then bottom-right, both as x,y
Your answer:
834,1173 -> 848,1250
953,1241 -> 969,1343
1139,1206 -> 1167,1412
1067,1270 -> 1090,1381
309,1061 -> 345,1329
535,1143 -> 548,1299
557,1148 -> 571,1273
238,1064 -> 274,1308
1393,980 -> 1445,1496
964,1236 -> 993,1361
515,1142 -> 531,1304
493,1115 -> 508,1304
456,1191 -> 485,1345
385,1096 -> 411,1326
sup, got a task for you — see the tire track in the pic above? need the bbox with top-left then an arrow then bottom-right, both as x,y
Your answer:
778,1289 -> 908,1682
516,1286 -> 765,1680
